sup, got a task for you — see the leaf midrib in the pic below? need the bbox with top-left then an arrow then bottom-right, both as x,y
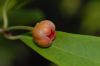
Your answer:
52,45 -> 100,64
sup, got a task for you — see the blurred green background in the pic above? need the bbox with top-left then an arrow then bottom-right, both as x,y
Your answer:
0,0 -> 100,66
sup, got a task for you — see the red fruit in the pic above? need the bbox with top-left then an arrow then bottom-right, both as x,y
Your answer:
32,20 -> 56,48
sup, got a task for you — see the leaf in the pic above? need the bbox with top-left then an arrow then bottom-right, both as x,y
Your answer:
0,0 -> 17,18
80,2 -> 100,35
0,0 -> 44,26
20,31 -> 100,66
0,0 -> 32,19
60,0 -> 81,16
0,35 -> 29,65
8,9 -> 45,26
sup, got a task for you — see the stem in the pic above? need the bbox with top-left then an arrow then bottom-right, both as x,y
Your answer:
4,34 -> 22,40
4,26 -> 34,40
0,28 -> 4,33
3,0 -> 9,29
2,0 -> 34,40
8,26 -> 33,31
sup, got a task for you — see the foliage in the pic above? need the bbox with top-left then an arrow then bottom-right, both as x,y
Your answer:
0,0 -> 100,66
20,31 -> 100,66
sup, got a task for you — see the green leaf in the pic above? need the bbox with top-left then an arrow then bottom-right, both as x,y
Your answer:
80,2 -> 100,35
8,9 -> 45,26
0,35 -> 29,65
20,31 -> 100,66
0,0 -> 17,18
60,0 -> 81,16
0,0 -> 32,19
